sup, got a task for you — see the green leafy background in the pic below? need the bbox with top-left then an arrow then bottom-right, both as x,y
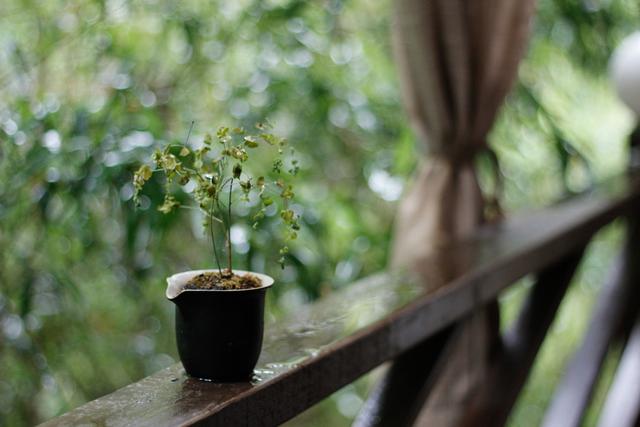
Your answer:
0,0 -> 638,425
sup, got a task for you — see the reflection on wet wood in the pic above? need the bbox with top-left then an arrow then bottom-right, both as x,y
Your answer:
41,173 -> 640,427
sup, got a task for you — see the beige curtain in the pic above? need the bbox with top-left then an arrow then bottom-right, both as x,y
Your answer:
389,0 -> 536,425
392,0 -> 535,265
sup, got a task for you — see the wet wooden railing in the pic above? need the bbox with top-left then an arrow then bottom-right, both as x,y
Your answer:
42,169 -> 640,427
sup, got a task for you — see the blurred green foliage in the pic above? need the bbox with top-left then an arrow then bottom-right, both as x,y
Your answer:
0,0 -> 638,425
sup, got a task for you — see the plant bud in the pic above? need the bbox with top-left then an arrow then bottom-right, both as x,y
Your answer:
233,164 -> 242,178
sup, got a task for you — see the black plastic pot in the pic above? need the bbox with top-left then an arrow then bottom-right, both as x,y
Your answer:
166,270 -> 274,382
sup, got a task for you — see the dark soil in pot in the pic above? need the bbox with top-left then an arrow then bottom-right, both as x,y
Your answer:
184,271 -> 261,290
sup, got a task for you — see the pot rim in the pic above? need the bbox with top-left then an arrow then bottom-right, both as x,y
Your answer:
166,269 -> 274,300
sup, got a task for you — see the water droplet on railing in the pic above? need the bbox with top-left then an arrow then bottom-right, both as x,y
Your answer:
251,368 -> 276,383
264,362 -> 290,371
304,348 -> 320,357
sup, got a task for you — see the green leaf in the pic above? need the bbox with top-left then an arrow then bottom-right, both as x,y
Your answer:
253,209 -> 265,221
243,136 -> 259,148
158,195 -> 180,214
216,126 -> 229,140
136,164 -> 152,181
231,147 -> 248,161
280,209 -> 294,222
273,159 -> 283,173
162,154 -> 178,171
261,133 -> 278,145
152,149 -> 162,164
280,185 -> 294,200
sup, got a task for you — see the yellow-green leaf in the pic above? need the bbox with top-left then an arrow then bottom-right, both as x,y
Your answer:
243,136 -> 259,148
137,164 -> 152,181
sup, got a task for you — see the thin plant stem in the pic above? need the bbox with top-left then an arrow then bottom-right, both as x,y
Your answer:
226,178 -> 233,274
214,181 -> 230,274
209,199 -> 222,274
185,120 -> 195,145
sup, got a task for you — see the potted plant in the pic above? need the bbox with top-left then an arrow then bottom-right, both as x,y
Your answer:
133,122 -> 300,381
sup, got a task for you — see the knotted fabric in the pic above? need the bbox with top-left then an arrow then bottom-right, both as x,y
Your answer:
391,0 -> 535,266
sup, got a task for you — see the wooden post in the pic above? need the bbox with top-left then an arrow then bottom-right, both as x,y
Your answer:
596,313 -> 640,427
541,253 -> 627,427
629,124 -> 640,170
353,326 -> 455,427
595,134 -> 640,426
543,210 -> 640,426
457,248 -> 586,427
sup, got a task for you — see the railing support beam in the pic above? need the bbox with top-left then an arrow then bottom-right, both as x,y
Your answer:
542,214 -> 640,427
596,312 -> 640,427
353,325 -> 456,427
457,247 -> 586,427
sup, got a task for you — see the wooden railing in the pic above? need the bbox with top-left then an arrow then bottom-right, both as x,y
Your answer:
42,169 -> 640,427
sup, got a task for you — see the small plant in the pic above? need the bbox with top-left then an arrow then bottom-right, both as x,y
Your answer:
133,122 -> 300,289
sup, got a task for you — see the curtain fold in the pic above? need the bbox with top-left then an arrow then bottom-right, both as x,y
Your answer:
389,0 -> 536,425
391,0 -> 535,268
